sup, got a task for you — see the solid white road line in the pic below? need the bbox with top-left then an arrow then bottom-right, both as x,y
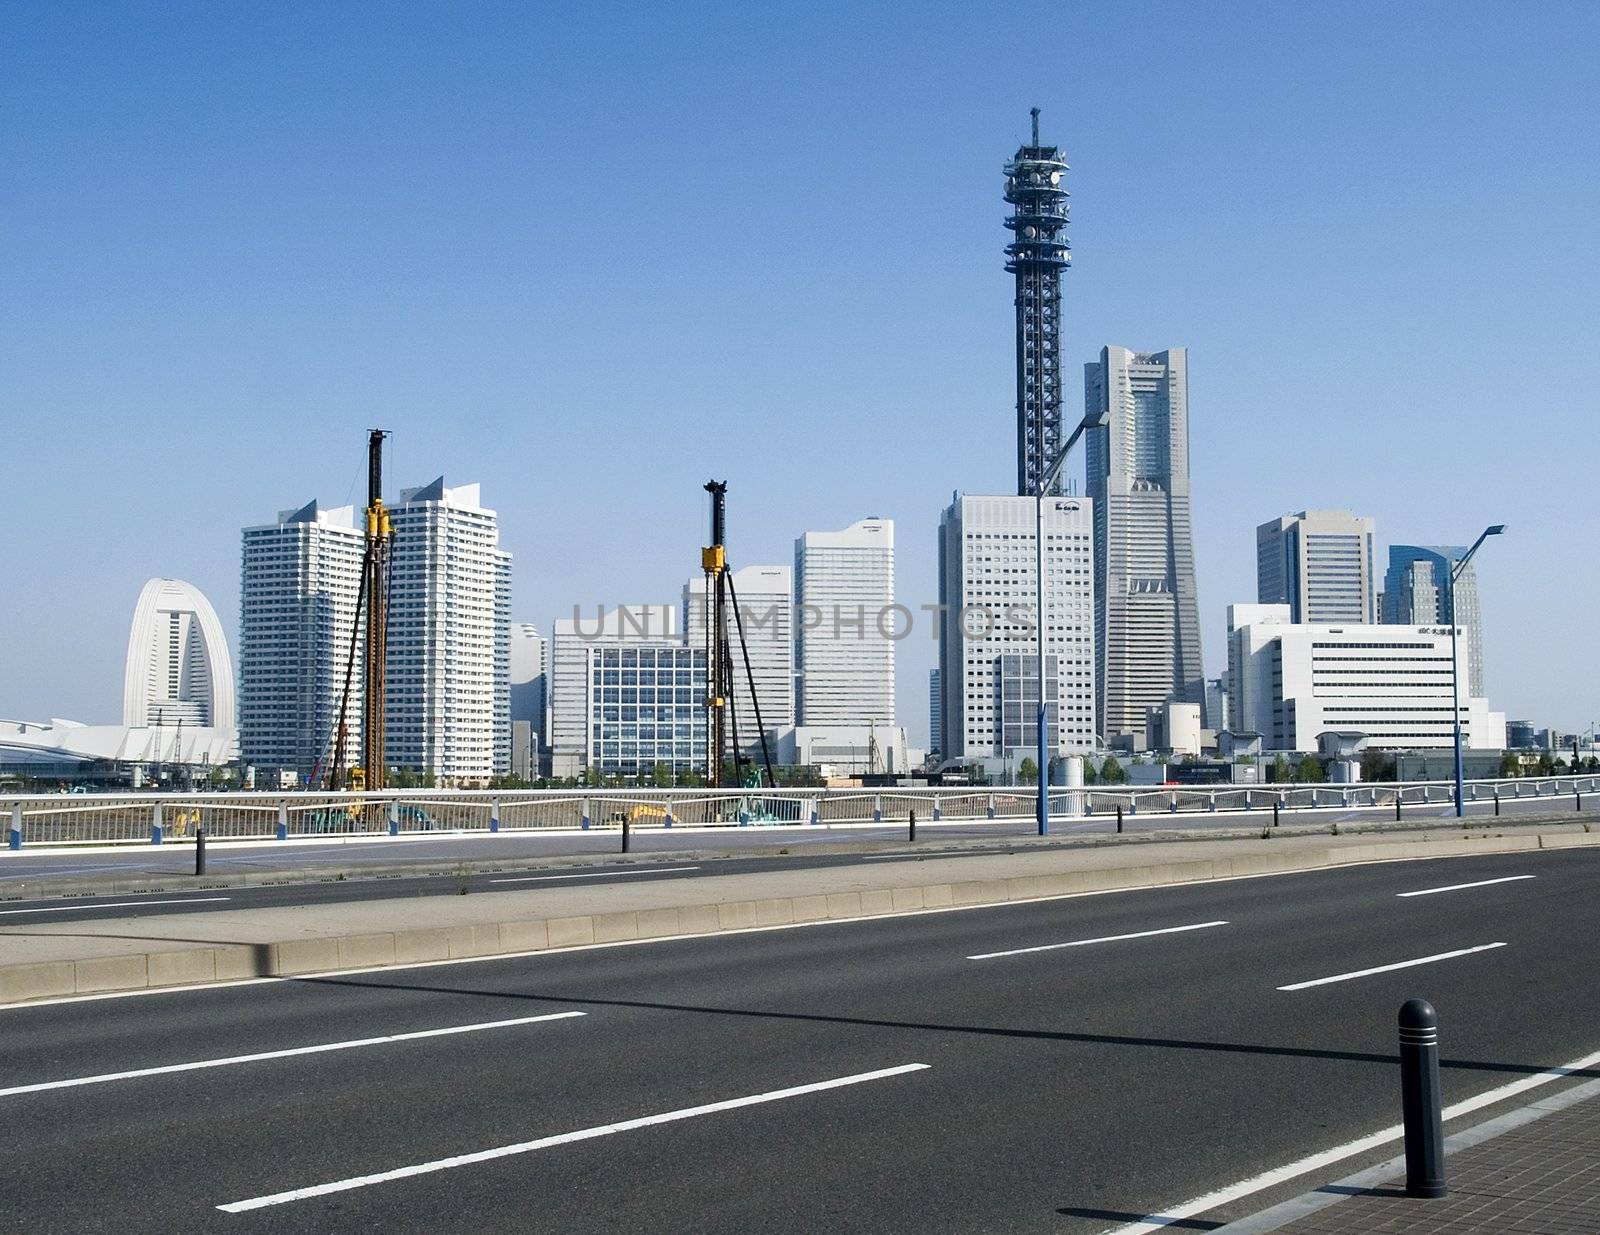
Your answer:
0,897 -> 231,916
1277,943 -> 1507,991
1396,875 -> 1536,898
217,1062 -> 931,1213
1100,1042 -> 1600,1234
489,866 -> 699,884
0,1011 -> 585,1099
969,920 -> 1229,961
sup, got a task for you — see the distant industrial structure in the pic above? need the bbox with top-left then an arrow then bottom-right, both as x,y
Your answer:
1005,107 -> 1071,500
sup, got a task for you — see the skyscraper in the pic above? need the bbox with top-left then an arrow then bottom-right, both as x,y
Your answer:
794,519 -> 895,727
123,577 -> 235,732
1005,109 -> 1071,498
928,668 -> 942,757
385,478 -> 512,783
1256,510 -> 1377,623
936,494 -> 1096,761
1382,545 -> 1487,698
1084,345 -> 1204,740
682,564 -> 794,751
509,622 -> 548,762
239,504 -> 363,778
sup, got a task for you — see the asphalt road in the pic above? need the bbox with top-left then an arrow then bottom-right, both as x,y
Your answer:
1,790 -> 1587,890
1,846 -> 1597,1233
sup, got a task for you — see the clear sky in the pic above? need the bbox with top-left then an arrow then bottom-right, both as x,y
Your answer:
4,1 -> 1597,745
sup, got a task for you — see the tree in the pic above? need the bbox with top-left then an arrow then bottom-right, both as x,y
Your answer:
649,762 -> 673,788
1018,757 -> 1039,785
1269,754 -> 1293,784
1297,755 -> 1324,783
1497,751 -> 1521,778
1082,760 -> 1099,786
1361,750 -> 1397,782
1100,756 -> 1126,785
1536,752 -> 1556,776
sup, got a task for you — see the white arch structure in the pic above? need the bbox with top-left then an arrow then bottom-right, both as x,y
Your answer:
122,578 -> 236,729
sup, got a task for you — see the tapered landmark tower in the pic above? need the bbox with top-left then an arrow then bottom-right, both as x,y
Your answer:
1005,108 -> 1071,496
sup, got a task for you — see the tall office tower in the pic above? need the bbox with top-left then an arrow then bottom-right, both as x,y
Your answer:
1084,345 -> 1204,740
1256,510 -> 1377,623
682,564 -> 794,751
509,623 -> 548,765
794,519 -> 896,727
385,479 -> 512,783
548,605 -> 706,778
1382,546 -> 1487,698
1005,108 -> 1071,497
238,505 -> 363,778
928,668 -> 942,756
123,577 -> 236,731
936,494 -> 1096,761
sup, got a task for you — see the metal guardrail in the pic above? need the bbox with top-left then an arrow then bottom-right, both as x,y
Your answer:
3,776 -> 1598,849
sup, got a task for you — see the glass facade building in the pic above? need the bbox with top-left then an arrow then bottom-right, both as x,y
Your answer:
589,644 -> 708,775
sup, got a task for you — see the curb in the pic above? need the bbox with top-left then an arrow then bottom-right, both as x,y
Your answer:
3,829 -> 1598,1006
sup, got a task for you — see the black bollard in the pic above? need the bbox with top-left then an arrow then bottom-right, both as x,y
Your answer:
1577,791 -> 1583,813
621,812 -> 630,854
1494,790 -> 1500,817
1273,801 -> 1280,829
1395,792 -> 1403,821
1116,804 -> 1123,834
194,826 -> 207,876
1399,998 -> 1446,1198
908,809 -> 917,843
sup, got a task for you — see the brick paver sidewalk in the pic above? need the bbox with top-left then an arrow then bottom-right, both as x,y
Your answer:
1220,1076 -> 1600,1233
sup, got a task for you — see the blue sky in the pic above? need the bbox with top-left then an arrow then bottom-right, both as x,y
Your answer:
4,1 -> 1597,744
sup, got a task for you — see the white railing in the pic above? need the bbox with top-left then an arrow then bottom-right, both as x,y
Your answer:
2,776 -> 1597,850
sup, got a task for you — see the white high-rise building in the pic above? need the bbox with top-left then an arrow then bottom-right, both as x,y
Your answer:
1256,510 -> 1377,624
1085,346 -> 1204,740
794,519 -> 895,727
1226,603 -> 1503,753
386,478 -> 511,783
682,564 -> 794,751
239,504 -> 363,778
124,577 -> 236,731
936,494 -> 1096,761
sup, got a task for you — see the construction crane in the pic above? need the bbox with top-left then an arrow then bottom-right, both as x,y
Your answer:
699,481 -> 775,789
327,429 -> 392,792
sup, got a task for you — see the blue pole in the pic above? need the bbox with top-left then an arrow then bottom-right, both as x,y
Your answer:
1451,570 -> 1465,818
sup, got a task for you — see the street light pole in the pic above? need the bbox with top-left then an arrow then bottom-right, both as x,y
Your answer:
1033,407 -> 1105,836
1450,525 -> 1505,817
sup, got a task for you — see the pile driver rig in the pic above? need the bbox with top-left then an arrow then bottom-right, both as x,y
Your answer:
326,429 -> 393,792
700,481 -> 775,789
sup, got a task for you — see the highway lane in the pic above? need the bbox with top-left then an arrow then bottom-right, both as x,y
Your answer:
0,847 -> 1596,1233
0,790 -> 1587,889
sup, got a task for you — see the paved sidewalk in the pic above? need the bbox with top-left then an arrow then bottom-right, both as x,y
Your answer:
1220,1075 -> 1600,1233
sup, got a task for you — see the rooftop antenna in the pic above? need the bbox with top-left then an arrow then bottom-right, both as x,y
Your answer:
1031,106 -> 1040,146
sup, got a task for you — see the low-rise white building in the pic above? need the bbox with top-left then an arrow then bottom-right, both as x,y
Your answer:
1226,604 -> 1504,753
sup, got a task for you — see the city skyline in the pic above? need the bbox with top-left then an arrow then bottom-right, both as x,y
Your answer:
4,4 -> 1597,745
